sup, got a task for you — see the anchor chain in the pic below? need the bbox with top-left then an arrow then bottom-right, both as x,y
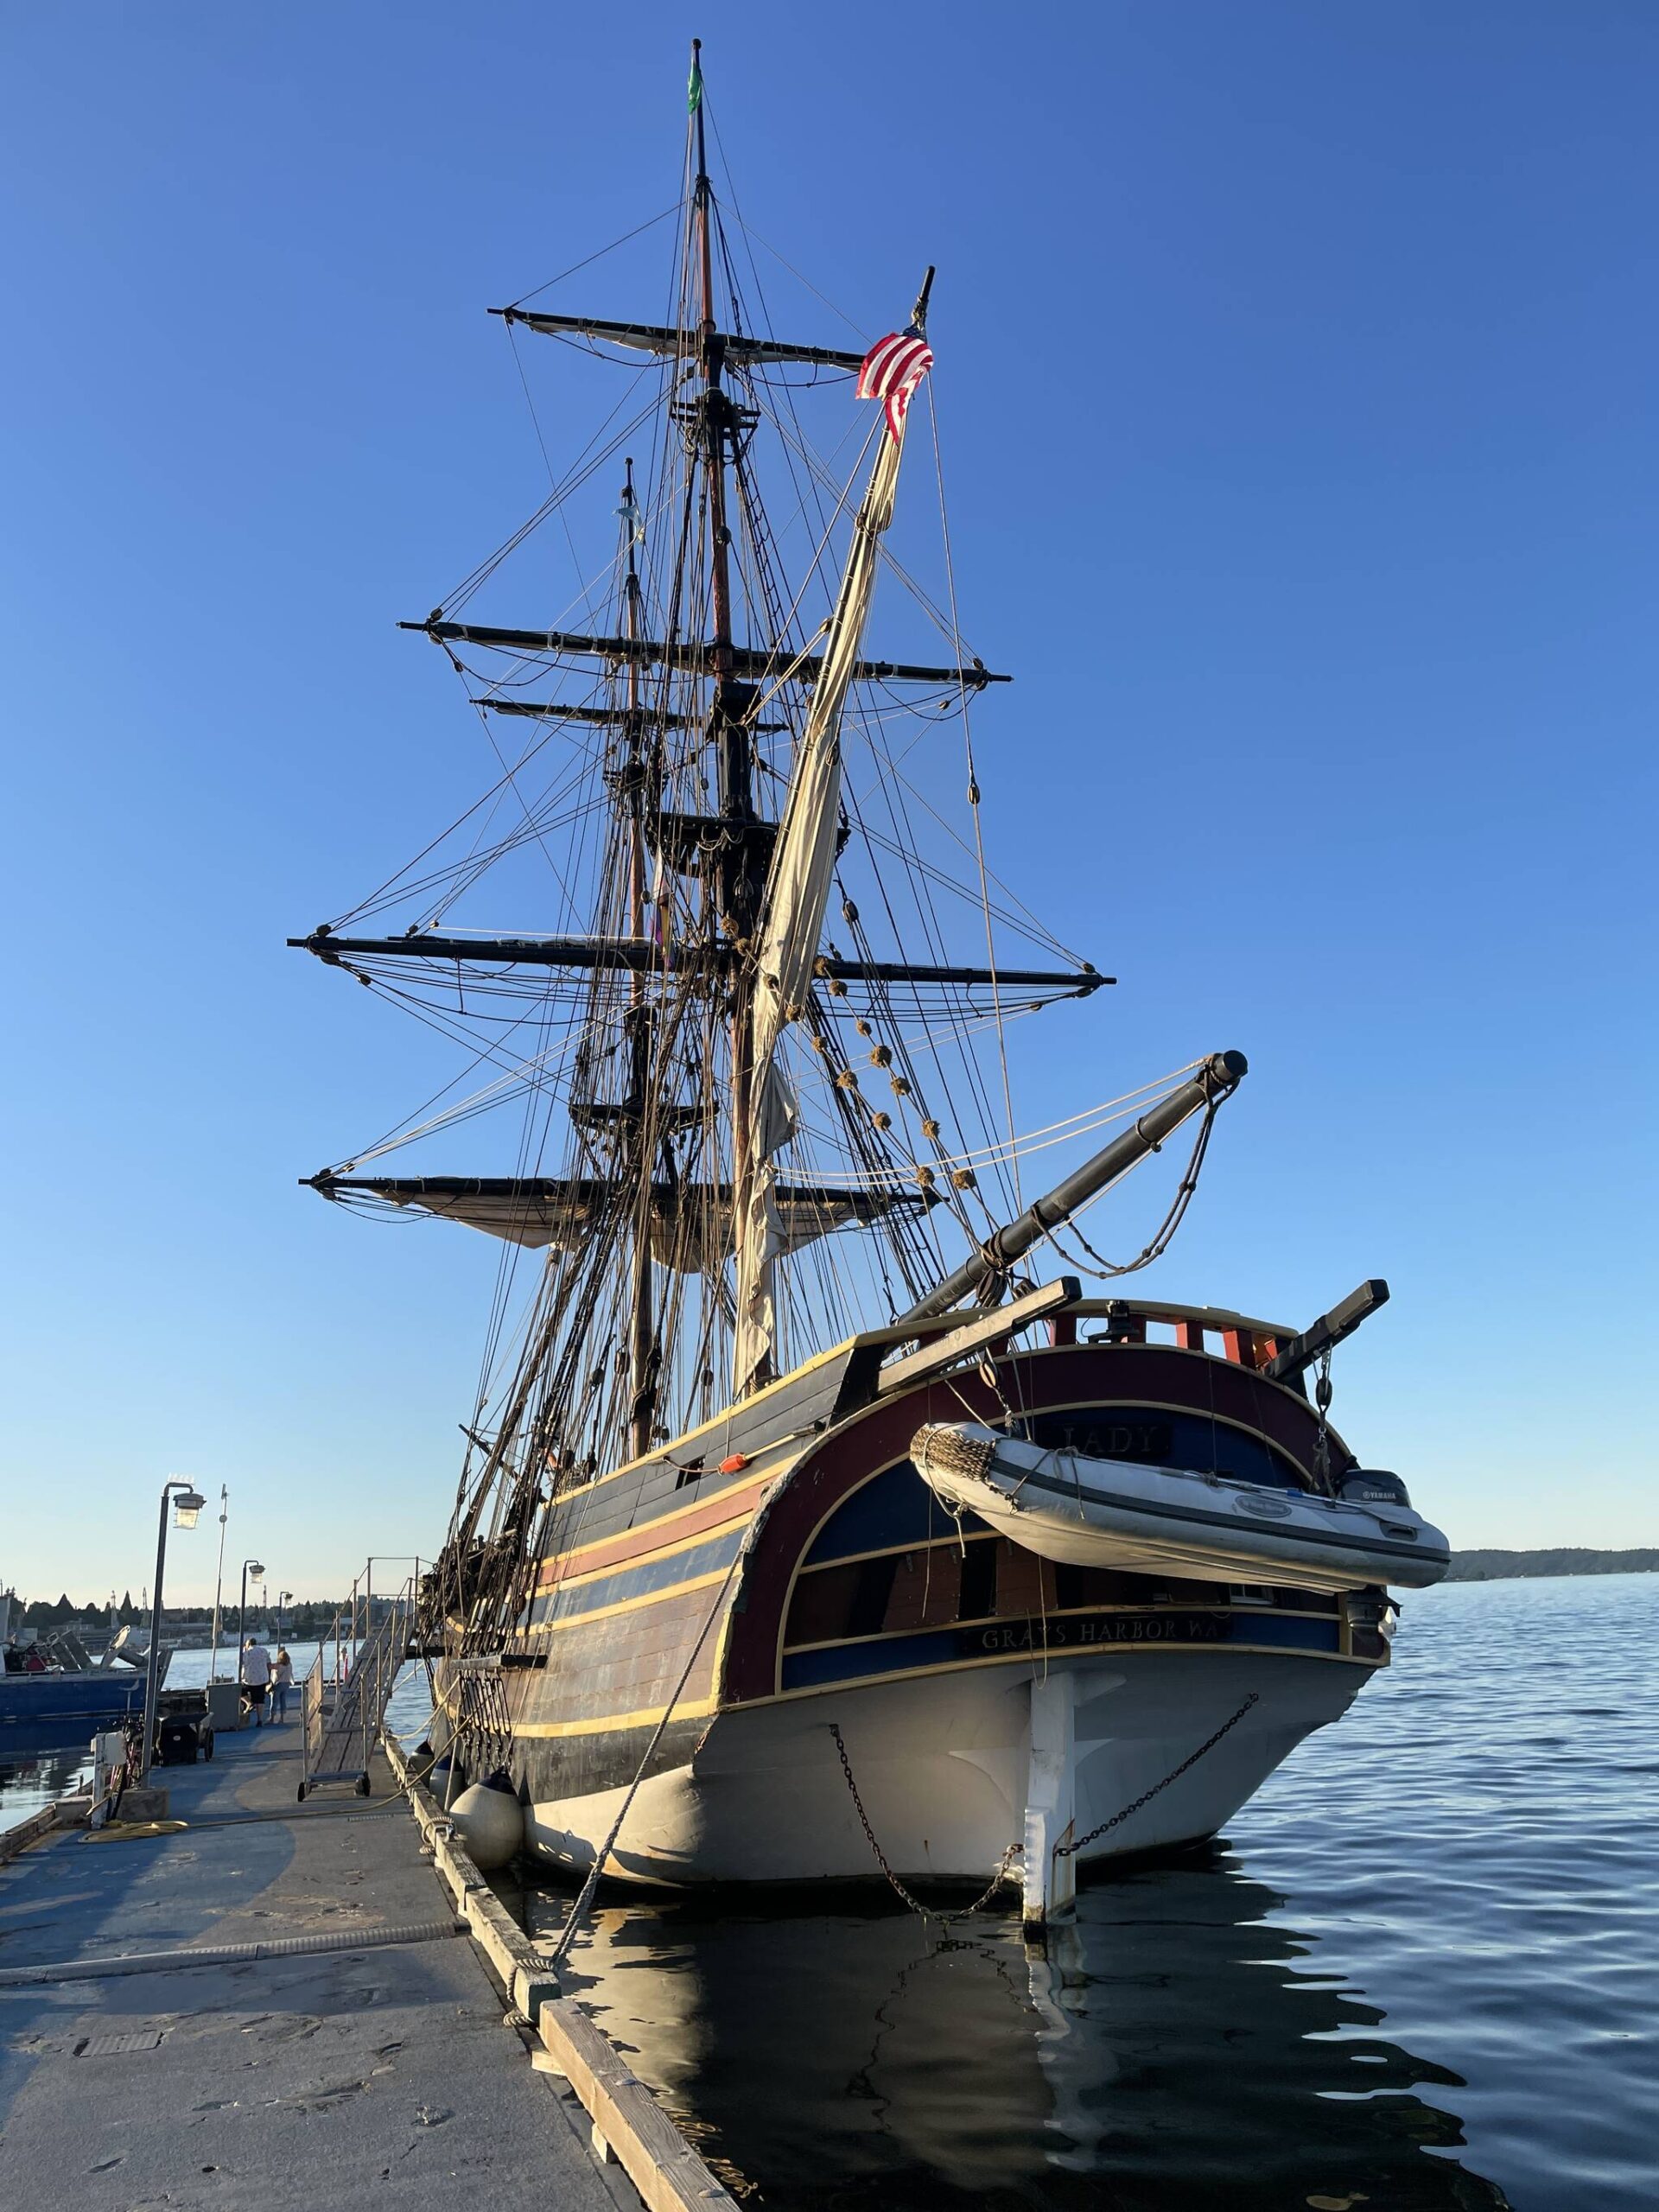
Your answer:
829,1722 -> 1019,1922
1054,1691 -> 1260,1858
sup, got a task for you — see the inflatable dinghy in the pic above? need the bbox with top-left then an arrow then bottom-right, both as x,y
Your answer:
911,1422 -> 1450,1593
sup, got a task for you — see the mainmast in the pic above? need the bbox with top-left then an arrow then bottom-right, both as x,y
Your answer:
690,40 -> 762,1389
691,41 -> 747,841
620,459 -> 658,1460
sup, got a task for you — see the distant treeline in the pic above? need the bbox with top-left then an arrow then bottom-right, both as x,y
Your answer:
12,1592 -> 145,1627
8,1594 -> 346,1634
1447,1549 -> 1659,1582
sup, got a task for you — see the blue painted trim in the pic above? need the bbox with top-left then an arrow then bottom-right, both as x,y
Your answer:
519,1524 -> 746,1632
779,1606 -> 1341,1691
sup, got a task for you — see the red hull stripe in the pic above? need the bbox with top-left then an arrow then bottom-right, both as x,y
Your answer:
533,1468 -> 772,1592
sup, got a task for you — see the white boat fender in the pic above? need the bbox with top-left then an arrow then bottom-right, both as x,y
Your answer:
448,1770 -> 524,1871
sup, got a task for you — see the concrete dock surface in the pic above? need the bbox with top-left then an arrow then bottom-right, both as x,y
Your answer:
0,1726 -> 632,2212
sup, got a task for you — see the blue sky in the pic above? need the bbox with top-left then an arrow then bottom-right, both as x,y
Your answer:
3,3 -> 1653,1603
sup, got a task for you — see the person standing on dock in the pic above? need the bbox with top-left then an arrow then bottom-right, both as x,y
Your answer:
242,1636 -> 271,1727
270,1644 -> 294,1724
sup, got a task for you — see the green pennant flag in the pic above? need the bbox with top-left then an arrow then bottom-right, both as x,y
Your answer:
688,58 -> 703,114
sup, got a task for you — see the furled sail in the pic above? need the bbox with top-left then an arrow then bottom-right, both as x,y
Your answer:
732,305 -> 933,1394
308,1173 -> 935,1272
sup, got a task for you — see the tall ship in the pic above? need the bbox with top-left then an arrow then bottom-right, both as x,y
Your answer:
292,48 -> 1447,1919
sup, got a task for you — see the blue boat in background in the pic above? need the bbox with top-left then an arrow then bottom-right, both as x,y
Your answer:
0,1668 -> 149,1747
1,1586 -> 168,1756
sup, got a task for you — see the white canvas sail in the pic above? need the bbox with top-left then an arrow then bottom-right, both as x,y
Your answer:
733,331 -> 927,1393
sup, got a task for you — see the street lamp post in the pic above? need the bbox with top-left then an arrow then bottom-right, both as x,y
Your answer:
276,1591 -> 293,1643
207,1485 -> 229,1684
237,1560 -> 265,1701
140,1480 -> 205,1783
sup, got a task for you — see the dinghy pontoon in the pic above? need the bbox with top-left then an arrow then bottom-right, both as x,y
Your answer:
912,1422 -> 1450,1594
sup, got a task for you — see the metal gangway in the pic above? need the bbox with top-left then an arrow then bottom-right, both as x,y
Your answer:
298,1559 -> 421,1801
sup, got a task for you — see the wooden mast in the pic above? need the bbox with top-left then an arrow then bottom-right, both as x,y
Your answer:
620,458 -> 658,1461
690,41 -> 764,1395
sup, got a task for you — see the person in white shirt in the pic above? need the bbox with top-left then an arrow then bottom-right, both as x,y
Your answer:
242,1638 -> 272,1727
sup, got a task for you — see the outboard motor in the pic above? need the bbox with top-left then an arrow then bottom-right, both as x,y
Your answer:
1339,1469 -> 1413,1509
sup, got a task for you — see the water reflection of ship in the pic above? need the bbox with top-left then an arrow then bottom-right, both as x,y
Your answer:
511,1858 -> 1510,2210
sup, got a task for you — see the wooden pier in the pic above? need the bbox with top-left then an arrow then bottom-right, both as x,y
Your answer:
0,1721 -> 730,2210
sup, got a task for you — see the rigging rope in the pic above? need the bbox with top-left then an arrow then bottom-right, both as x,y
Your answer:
926,378 -> 1020,1207
1044,1095 -> 1222,1279
505,200 -> 682,312
311,130 -> 1222,1607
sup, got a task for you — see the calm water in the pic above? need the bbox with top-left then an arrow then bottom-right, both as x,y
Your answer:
497,1575 -> 1657,2212
4,1583 -> 1651,2206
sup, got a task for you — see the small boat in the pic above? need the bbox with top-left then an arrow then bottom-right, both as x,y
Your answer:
912,1423 -> 1450,1594
1,1586 -> 170,1749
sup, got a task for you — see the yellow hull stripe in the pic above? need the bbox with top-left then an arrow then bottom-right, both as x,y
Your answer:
539,1497 -> 761,1599
512,1694 -> 721,1739
525,1565 -> 735,1638
755,1637 -> 1372,1707
538,1466 -> 778,1578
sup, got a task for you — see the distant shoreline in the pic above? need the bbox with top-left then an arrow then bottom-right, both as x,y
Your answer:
1446,1548 -> 1657,1582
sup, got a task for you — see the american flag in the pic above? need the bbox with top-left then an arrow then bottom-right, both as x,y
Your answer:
856,327 -> 934,441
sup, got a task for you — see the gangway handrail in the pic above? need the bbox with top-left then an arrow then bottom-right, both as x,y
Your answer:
299,1558 -> 420,1802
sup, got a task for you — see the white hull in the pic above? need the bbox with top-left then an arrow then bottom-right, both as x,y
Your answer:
522,1647 -> 1367,1901
913,1423 -> 1450,1593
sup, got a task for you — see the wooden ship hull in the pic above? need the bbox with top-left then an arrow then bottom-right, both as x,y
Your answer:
435,1299 -> 1394,1911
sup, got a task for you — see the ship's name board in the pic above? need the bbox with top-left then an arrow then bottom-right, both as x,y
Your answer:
1036,1422 -> 1172,1462
965,1609 -> 1227,1656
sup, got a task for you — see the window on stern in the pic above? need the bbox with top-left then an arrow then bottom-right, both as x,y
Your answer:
845,1553 -> 900,1637
957,1538 -> 998,1623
